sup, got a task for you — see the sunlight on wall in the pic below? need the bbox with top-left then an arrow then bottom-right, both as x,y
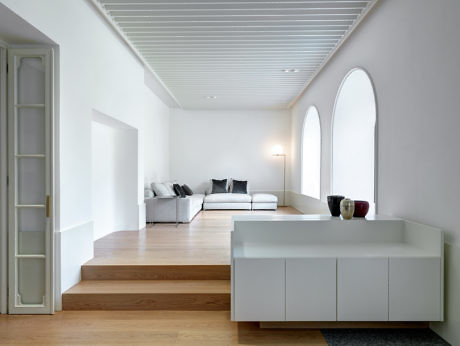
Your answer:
301,106 -> 321,199
332,69 -> 376,212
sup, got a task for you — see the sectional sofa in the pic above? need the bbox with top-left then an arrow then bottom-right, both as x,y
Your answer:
145,181 -> 278,223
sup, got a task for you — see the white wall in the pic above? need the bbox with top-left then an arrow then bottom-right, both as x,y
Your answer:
0,0 -> 171,301
144,82 -> 170,185
290,0 -> 460,343
170,109 -> 290,198
92,121 -> 138,240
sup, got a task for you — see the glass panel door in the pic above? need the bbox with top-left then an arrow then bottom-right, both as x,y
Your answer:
8,49 -> 53,314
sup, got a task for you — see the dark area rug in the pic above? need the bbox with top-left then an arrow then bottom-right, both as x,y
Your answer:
321,328 -> 450,346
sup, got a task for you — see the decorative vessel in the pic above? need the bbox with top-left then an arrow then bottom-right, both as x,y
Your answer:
327,195 -> 345,217
353,200 -> 370,218
340,198 -> 355,220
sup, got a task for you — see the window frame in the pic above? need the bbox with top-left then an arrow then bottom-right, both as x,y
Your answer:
330,67 -> 378,213
300,105 -> 322,200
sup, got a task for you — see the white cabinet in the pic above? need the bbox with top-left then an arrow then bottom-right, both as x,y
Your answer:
337,258 -> 388,321
234,258 -> 285,321
389,258 -> 441,321
286,258 -> 336,321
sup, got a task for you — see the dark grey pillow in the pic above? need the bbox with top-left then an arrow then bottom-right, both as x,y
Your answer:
173,183 -> 185,198
232,180 -> 248,194
182,184 -> 193,196
211,179 -> 227,193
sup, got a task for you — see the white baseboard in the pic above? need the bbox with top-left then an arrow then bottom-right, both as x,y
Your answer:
54,221 -> 93,311
138,202 -> 146,229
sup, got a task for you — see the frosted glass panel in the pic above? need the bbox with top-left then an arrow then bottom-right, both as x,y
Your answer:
18,208 -> 46,255
17,158 -> 45,205
18,108 -> 45,155
17,57 -> 45,104
18,258 -> 45,305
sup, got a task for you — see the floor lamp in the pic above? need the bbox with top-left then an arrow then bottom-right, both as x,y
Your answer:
272,145 -> 286,207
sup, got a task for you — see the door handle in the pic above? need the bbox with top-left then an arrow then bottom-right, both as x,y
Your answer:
46,195 -> 50,218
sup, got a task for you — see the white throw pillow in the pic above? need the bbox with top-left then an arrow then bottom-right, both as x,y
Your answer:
151,182 -> 173,197
163,182 -> 176,196
144,188 -> 154,199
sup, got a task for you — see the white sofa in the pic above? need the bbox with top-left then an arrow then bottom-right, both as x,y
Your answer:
145,194 -> 204,223
203,193 -> 252,210
251,193 -> 278,210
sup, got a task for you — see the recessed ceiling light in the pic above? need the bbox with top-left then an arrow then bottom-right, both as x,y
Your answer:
282,68 -> 300,73
204,95 -> 217,99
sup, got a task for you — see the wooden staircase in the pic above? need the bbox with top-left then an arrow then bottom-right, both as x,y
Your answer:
63,264 -> 231,311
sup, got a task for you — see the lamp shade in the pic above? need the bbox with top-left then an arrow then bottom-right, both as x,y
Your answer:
272,145 -> 284,156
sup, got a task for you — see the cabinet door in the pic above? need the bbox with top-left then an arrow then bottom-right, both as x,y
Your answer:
286,258 -> 336,321
234,258 -> 285,321
389,258 -> 441,321
338,258 -> 388,321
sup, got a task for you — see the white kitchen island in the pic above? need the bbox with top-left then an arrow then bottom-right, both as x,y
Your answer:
231,215 -> 443,323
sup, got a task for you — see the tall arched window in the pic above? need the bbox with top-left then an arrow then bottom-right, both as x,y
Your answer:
332,68 -> 376,213
301,106 -> 321,199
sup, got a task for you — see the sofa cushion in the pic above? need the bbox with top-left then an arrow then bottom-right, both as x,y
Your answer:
211,179 -> 228,193
151,182 -> 174,197
252,193 -> 278,203
204,193 -> 251,203
190,193 -> 205,203
173,184 -> 185,197
231,179 -> 248,194
164,182 -> 176,196
182,184 -> 193,196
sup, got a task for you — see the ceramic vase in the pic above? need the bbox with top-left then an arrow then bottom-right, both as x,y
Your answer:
327,195 -> 345,217
340,198 -> 355,220
353,200 -> 370,218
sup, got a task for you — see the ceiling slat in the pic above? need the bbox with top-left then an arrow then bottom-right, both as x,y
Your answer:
95,0 -> 377,109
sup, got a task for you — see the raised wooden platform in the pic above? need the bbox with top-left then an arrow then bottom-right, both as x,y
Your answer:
81,264 -> 231,280
63,208 -> 300,311
63,280 -> 230,311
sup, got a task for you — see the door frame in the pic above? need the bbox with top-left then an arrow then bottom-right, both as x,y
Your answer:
0,41 -> 7,314
6,48 -> 55,314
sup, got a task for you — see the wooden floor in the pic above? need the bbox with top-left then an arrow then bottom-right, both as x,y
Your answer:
62,207 -> 301,311
86,207 -> 301,266
0,311 -> 327,345
1,208 -> 328,345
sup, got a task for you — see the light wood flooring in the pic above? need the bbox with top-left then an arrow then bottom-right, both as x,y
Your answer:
0,208 -> 329,345
86,207 -> 301,266
0,311 -> 327,345
62,208 -> 300,311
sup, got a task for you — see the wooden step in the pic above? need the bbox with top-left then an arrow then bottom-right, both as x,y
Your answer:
62,280 -> 231,311
81,264 -> 230,280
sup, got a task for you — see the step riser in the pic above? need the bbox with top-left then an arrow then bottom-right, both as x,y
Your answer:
82,265 -> 230,281
63,293 -> 230,311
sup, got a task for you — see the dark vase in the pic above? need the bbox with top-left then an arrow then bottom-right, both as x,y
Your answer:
353,200 -> 370,218
327,195 -> 345,217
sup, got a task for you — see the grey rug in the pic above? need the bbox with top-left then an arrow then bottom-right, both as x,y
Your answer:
321,329 -> 450,346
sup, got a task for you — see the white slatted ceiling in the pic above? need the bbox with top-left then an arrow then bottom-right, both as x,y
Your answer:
97,0 -> 376,109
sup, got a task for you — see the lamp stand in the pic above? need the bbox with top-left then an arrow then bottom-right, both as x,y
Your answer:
273,154 -> 287,207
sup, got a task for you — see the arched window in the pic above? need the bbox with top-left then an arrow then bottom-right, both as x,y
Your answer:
301,106 -> 321,199
332,68 -> 376,213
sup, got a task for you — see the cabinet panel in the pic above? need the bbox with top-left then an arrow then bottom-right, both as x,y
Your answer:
389,258 -> 441,321
338,258 -> 388,321
286,258 -> 336,321
234,258 -> 285,321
